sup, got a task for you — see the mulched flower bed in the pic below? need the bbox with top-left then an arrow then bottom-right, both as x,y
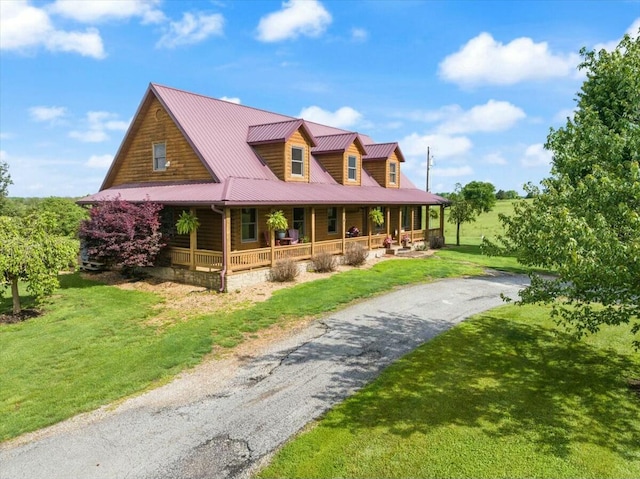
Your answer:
0,309 -> 41,324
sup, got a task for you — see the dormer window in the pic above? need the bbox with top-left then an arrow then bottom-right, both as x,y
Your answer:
291,146 -> 304,176
347,155 -> 357,181
389,162 -> 397,184
153,142 -> 166,171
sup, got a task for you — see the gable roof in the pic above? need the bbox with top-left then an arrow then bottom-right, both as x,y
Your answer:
247,119 -> 317,146
86,83 -> 449,207
363,142 -> 405,162
312,132 -> 366,155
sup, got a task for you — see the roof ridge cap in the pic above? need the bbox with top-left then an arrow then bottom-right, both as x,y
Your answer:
151,82 -> 299,120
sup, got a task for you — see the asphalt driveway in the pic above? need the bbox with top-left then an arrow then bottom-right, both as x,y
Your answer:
0,274 -> 528,479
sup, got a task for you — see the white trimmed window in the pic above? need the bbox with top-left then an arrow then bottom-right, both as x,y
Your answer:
389,161 -> 397,184
153,142 -> 166,171
291,146 -> 304,176
327,207 -> 337,234
347,155 -> 357,181
241,208 -> 257,242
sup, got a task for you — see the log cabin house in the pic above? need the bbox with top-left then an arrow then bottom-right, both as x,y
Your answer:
79,83 -> 449,291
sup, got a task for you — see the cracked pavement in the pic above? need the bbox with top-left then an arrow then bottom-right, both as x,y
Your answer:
0,274 -> 528,479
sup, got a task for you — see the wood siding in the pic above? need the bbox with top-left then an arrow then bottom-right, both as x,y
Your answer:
315,142 -> 363,185
363,160 -> 386,187
253,143 -> 286,181
196,208 -> 222,251
363,151 -> 401,188
343,143 -> 362,186
107,96 -> 211,188
252,129 -> 312,182
285,130 -> 310,183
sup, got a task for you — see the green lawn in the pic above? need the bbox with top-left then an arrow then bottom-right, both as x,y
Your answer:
442,198 -> 527,246
258,304 -> 640,479
1,256 -> 484,440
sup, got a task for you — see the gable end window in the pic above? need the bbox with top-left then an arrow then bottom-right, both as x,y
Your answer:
153,142 -> 167,171
291,146 -> 304,176
389,162 -> 397,184
241,208 -> 257,242
347,155 -> 357,181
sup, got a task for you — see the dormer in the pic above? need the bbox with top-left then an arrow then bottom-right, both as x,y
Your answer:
247,119 -> 316,182
363,142 -> 405,188
311,133 -> 367,186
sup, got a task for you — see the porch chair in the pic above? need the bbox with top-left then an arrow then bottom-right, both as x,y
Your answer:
287,229 -> 299,245
263,230 -> 271,247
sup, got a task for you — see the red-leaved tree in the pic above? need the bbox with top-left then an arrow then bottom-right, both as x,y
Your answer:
79,197 -> 165,270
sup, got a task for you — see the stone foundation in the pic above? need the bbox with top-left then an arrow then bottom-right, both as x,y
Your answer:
142,266 -> 222,290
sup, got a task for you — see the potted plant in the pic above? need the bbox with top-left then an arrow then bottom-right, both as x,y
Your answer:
401,233 -> 410,248
383,235 -> 392,248
369,208 -> 384,227
175,210 -> 200,235
266,210 -> 288,239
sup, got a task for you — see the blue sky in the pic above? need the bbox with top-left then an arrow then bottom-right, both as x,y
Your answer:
1,0 -> 638,198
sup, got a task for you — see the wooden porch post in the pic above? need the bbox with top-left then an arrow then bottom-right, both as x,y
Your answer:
270,229 -> 275,267
385,208 -> 390,236
440,204 -> 445,244
224,207 -> 232,273
341,206 -> 346,254
398,209 -> 403,243
367,207 -> 372,250
410,206 -> 415,242
189,207 -> 197,270
311,207 -> 316,256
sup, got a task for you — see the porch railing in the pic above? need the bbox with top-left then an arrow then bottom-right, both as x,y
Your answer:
168,229 -> 430,273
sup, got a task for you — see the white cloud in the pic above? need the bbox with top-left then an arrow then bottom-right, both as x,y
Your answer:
157,12 -> 224,48
430,166 -> 474,177
553,108 -> 575,124
29,106 -> 67,123
257,0 -> 332,42
400,132 -> 473,159
520,143 -> 552,168
0,150 -> 7,161
0,1 -> 105,58
48,0 -> 165,24
86,154 -> 114,169
299,105 -> 362,129
220,96 -> 241,104
0,132 -> 15,140
437,100 -> 525,134
69,111 -> 129,143
594,17 -> 640,51
439,32 -> 579,86
351,27 -> 368,42
483,153 -> 508,165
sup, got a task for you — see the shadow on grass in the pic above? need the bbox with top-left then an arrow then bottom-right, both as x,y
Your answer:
315,315 -> 639,461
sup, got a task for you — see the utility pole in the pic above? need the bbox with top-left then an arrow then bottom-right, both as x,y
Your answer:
425,146 -> 433,192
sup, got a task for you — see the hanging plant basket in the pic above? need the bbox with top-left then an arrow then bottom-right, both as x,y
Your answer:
176,210 -> 200,235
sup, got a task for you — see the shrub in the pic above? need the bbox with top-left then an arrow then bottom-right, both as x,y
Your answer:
269,258 -> 299,282
414,242 -> 429,251
311,251 -> 337,273
344,243 -> 368,266
429,235 -> 444,249
79,197 -> 165,270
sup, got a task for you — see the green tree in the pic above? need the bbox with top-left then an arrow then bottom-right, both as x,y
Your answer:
0,214 -> 78,315
448,181 -> 497,246
485,33 -> 640,346
27,197 -> 89,237
0,160 -> 12,215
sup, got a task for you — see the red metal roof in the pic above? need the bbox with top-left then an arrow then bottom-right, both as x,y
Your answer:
80,177 -> 448,206
312,132 -> 359,154
247,119 -> 317,146
363,142 -> 405,162
86,83 -> 449,207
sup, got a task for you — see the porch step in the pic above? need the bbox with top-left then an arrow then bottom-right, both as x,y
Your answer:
386,245 -> 411,255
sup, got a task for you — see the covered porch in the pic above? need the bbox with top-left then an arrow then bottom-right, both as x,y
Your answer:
164,204 -> 446,274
